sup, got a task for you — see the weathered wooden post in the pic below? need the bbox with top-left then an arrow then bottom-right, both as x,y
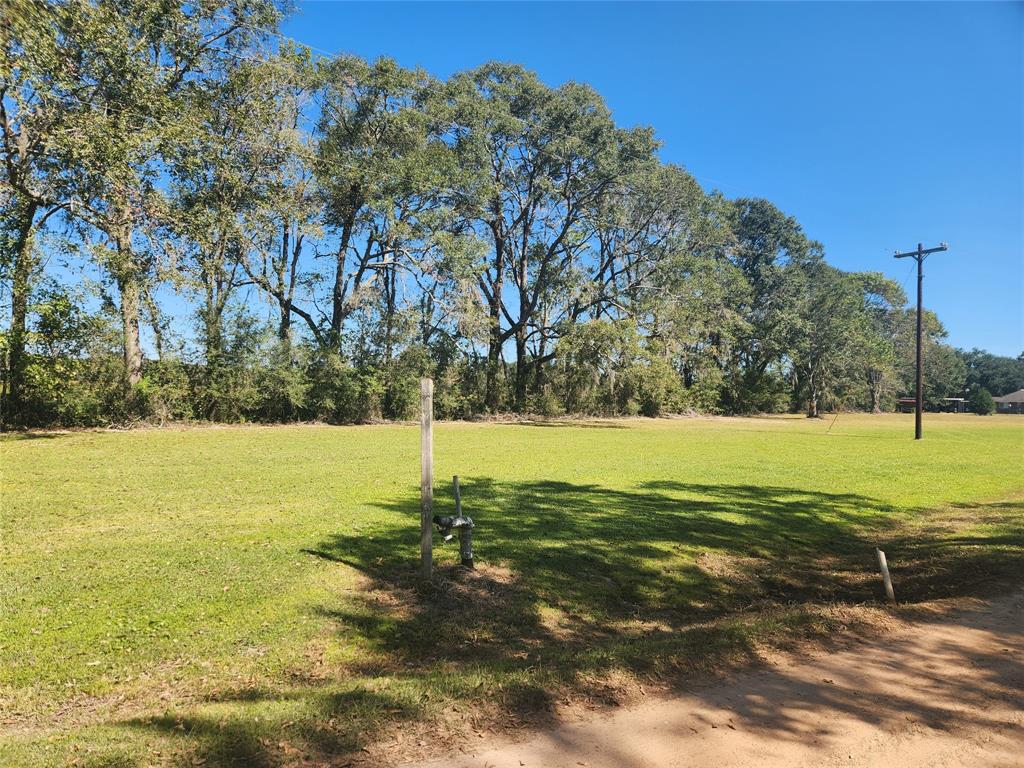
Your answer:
420,378 -> 434,581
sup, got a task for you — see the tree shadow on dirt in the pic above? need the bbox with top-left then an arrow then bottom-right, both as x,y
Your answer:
488,594 -> 1024,766
697,596 -> 1024,746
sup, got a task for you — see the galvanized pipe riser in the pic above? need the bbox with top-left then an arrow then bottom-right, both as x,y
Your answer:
459,526 -> 474,569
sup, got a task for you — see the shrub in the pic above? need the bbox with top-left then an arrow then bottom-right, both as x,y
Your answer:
970,387 -> 996,416
137,360 -> 197,424
433,358 -> 484,420
307,353 -> 384,423
251,343 -> 310,422
382,345 -> 432,420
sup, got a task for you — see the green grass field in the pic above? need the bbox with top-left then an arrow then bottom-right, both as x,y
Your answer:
2,414 -> 1022,767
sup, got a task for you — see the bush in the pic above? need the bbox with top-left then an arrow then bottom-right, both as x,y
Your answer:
137,360 -> 197,424
720,367 -> 790,415
682,364 -> 725,414
525,389 -> 564,418
251,343 -> 310,422
625,355 -> 686,417
970,387 -> 996,416
307,353 -> 384,423
382,345 -> 432,420
554,320 -> 636,415
13,286 -> 134,427
21,352 -> 122,427
433,358 -> 485,420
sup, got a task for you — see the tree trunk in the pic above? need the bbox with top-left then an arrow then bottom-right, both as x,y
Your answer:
5,198 -> 39,426
279,222 -> 292,344
484,223 -> 505,412
806,373 -> 819,418
535,331 -> 548,395
513,327 -> 528,411
279,303 -> 292,343
484,298 -> 502,412
201,272 -> 224,370
330,217 -> 355,351
383,260 -> 396,362
381,261 -> 399,418
117,260 -> 144,387
143,286 -> 164,362
202,315 -> 222,370
868,370 -> 883,413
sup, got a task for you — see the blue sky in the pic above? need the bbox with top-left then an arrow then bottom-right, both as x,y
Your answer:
283,1 -> 1023,356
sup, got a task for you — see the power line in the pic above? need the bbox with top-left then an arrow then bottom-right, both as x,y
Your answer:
897,258 -> 916,294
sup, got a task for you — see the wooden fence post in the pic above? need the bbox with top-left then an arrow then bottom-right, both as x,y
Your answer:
420,378 -> 434,581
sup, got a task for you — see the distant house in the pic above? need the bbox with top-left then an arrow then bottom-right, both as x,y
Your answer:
993,389 -> 1024,414
897,397 -> 966,413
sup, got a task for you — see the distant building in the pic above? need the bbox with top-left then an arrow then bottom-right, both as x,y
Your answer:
993,389 -> 1024,414
942,397 -> 967,413
897,397 -> 967,413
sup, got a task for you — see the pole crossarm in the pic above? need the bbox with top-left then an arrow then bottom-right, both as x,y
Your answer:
894,242 -> 948,259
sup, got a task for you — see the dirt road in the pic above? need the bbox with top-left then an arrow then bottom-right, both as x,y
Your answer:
407,592 -> 1023,768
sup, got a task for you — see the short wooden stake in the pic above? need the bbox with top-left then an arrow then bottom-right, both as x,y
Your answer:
420,378 -> 434,581
876,548 -> 895,603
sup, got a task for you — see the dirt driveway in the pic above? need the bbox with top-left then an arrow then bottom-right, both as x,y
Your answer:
406,592 -> 1023,768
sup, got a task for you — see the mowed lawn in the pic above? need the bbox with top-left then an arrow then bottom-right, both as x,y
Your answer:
2,414 -> 1022,766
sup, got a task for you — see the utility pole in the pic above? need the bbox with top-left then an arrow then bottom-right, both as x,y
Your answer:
894,242 -> 948,440
420,378 -> 433,581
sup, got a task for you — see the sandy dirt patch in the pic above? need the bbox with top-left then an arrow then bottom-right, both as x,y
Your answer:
405,591 -> 1023,768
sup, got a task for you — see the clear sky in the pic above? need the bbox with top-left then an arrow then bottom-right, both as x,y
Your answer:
283,1 -> 1024,357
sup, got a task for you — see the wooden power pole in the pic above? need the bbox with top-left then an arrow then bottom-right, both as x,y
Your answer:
893,242 -> 948,440
420,377 -> 433,580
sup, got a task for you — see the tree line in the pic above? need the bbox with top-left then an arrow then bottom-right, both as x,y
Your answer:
2,0 -> 1019,427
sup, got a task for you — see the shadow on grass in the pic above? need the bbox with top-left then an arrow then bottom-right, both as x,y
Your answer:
491,418 -> 633,429
123,687 -> 419,768
0,430 -> 72,441
126,482 -> 1024,767
310,482 -> 1021,665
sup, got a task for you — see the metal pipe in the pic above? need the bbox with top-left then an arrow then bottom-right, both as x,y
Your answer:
458,524 -> 473,569
876,548 -> 895,603
453,476 -> 473,568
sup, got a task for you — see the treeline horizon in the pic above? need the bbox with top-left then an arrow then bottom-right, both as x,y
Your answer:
2,0 -> 1021,428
